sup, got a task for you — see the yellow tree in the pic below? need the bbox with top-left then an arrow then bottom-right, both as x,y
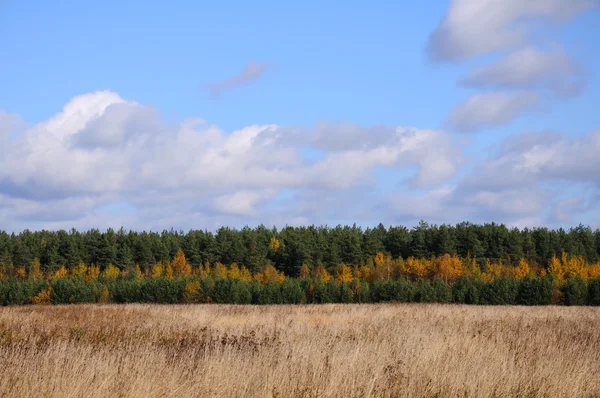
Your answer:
183,281 -> 203,303
32,288 -> 52,305
255,264 -> 285,284
72,262 -> 87,278
299,264 -> 310,280
334,265 -> 353,284
86,265 -> 100,282
401,258 -> 430,281
164,263 -> 174,279
548,254 -> 564,285
269,237 -> 281,252
102,264 -> 121,280
355,261 -> 374,283
228,263 -> 241,279
589,262 -> 600,280
513,258 -> 530,279
172,249 -> 192,278
239,266 -> 253,283
151,263 -> 164,279
434,254 -> 464,283
52,266 -> 68,279
213,262 -> 228,278
312,264 -> 331,284
15,267 -> 27,280
565,255 -> 587,280
28,258 -> 43,280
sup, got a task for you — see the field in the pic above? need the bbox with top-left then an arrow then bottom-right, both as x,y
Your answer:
0,304 -> 599,397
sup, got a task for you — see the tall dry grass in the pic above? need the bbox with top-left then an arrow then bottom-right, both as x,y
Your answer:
0,304 -> 599,397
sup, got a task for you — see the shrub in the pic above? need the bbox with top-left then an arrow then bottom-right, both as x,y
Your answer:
452,278 -> 481,304
50,278 -> 95,304
281,279 -> 306,304
482,277 -> 518,305
235,281 -> 252,304
413,279 -> 435,303
0,278 -> 28,306
140,278 -> 184,304
356,281 -> 371,303
112,279 -> 142,303
212,278 -> 235,303
339,282 -> 353,304
432,278 -> 452,303
517,277 -> 552,305
370,281 -> 390,302
257,281 -> 282,304
562,277 -> 587,306
587,279 -> 600,306
310,278 -> 329,304
325,279 -> 340,303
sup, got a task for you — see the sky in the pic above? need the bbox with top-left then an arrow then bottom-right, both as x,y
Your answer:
1,0 -> 599,232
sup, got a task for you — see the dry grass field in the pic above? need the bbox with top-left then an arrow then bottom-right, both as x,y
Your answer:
0,304 -> 599,397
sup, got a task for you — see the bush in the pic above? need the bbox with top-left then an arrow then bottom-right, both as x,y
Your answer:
325,279 -> 340,303
0,278 -> 28,306
482,278 -> 518,305
310,278 -> 328,304
370,281 -> 389,302
413,280 -> 435,303
339,283 -> 353,303
257,281 -> 282,304
517,277 -> 552,305
112,279 -> 142,303
235,281 -> 252,304
140,278 -> 184,304
50,278 -> 95,304
452,278 -> 481,304
587,279 -> 600,306
562,277 -> 587,306
212,278 -> 236,303
281,279 -> 306,304
432,279 -> 452,303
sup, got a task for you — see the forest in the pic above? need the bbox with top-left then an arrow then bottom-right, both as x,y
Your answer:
1,222 -> 600,306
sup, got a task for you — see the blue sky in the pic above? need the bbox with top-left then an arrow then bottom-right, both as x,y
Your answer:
0,0 -> 599,231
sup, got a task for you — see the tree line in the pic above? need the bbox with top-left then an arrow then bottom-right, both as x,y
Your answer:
1,244 -> 600,306
2,222 -> 600,276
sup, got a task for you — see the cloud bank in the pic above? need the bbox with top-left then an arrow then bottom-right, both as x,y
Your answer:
0,91 -> 462,231
1,91 -> 599,231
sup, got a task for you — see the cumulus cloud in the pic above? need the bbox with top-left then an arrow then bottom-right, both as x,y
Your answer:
430,0 -> 597,132
447,91 -> 539,132
0,91 -> 462,230
459,47 -> 588,97
207,62 -> 271,97
375,126 -> 600,228
442,128 -> 600,226
427,0 -> 597,62
472,129 -> 600,183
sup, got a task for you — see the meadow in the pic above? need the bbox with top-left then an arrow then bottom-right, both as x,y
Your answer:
1,303 -> 599,397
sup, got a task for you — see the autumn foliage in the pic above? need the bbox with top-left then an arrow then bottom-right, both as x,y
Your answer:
1,237 -> 600,305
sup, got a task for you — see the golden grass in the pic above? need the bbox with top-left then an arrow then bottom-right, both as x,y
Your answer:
0,304 -> 599,397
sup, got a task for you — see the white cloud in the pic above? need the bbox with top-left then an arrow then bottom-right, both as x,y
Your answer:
0,91 -> 462,230
427,0 -> 597,62
430,0 -> 597,132
447,91 -> 539,132
459,47 -> 588,97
